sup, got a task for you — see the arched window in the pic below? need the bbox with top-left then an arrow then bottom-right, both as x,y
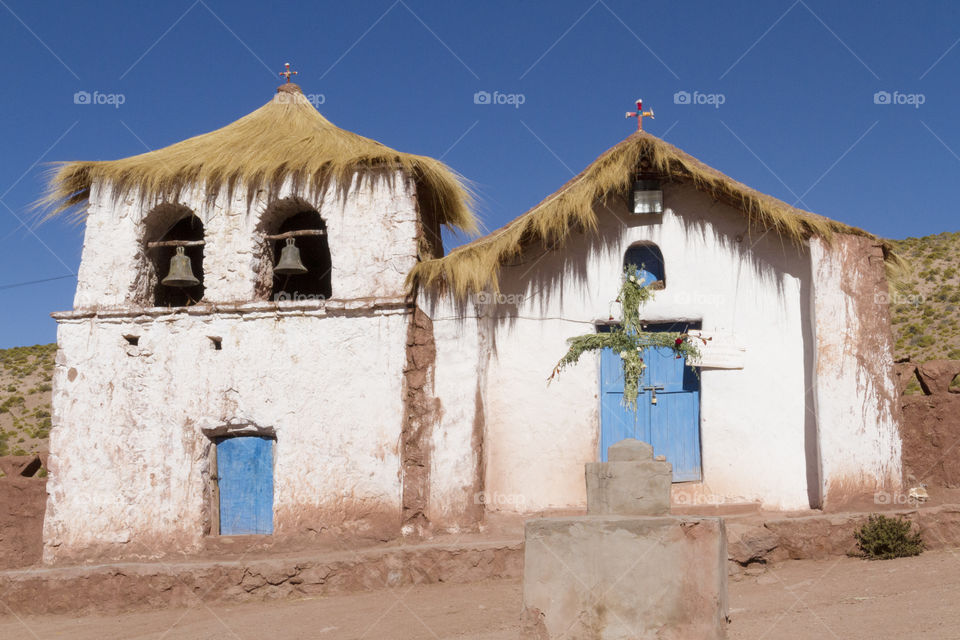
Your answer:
259,200 -> 331,301
623,244 -> 665,289
143,205 -> 205,307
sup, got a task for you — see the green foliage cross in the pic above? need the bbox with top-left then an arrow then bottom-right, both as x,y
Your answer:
551,264 -> 703,409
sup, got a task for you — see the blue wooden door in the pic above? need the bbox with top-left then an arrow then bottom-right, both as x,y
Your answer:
599,324 -> 701,481
218,436 -> 274,535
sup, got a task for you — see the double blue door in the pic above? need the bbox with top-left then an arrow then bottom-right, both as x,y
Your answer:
600,325 -> 702,482
218,436 -> 274,535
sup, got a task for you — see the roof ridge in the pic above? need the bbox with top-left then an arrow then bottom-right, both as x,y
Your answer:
39,92 -> 477,234
409,132 -> 903,296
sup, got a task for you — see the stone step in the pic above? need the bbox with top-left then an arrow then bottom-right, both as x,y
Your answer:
672,501 -> 763,516
4,504 -> 960,617
0,538 -> 523,616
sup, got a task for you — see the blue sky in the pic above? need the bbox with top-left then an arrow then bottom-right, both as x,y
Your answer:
1,0 -> 958,348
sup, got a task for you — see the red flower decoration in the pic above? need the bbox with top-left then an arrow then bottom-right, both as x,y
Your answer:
675,337 -> 683,346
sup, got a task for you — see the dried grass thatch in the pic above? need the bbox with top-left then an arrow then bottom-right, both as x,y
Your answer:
41,84 -> 476,234
410,131 -> 905,296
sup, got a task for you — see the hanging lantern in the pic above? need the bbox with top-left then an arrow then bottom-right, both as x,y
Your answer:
631,179 -> 663,215
161,246 -> 200,288
274,237 -> 308,275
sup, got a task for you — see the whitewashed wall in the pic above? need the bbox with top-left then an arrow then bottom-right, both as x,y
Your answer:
46,173 -> 423,563
44,306 -> 410,563
477,184 -> 817,512
422,295 -> 485,529
73,172 -> 419,308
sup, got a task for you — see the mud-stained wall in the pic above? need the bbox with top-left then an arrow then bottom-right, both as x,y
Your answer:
400,307 -> 440,534
899,360 -> 960,488
810,235 -> 902,509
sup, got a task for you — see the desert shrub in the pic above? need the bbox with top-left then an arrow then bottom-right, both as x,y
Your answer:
0,396 -> 24,412
915,335 -> 935,348
855,514 -> 924,560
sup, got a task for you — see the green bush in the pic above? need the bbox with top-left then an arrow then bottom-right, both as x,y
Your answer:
854,514 -> 924,560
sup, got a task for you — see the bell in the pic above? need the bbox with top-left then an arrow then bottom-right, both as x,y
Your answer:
161,246 -> 200,288
274,238 -> 308,276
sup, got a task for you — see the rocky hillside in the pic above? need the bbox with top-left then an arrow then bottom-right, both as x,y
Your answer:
0,344 -> 55,456
889,231 -> 960,363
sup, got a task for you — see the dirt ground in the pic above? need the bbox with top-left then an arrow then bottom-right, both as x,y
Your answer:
3,550 -> 960,639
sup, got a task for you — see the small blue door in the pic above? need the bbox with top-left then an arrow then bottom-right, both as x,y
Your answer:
600,323 -> 701,482
218,436 -> 274,535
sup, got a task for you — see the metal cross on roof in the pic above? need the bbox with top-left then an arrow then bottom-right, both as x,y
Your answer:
279,63 -> 298,83
625,98 -> 655,131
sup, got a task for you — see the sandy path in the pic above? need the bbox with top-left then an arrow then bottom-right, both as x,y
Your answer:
3,549 -> 960,639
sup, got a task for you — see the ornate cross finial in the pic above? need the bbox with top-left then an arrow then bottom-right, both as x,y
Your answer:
625,98 -> 655,131
279,62 -> 298,83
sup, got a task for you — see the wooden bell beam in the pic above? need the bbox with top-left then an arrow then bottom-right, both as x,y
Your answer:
264,229 -> 326,241
147,228 -> 326,249
146,239 -> 206,249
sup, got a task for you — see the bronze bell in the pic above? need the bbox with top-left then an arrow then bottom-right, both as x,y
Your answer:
161,246 -> 200,288
274,238 -> 308,276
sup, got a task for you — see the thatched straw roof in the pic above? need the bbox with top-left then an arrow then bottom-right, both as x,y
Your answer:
410,131 -> 904,296
42,84 -> 476,234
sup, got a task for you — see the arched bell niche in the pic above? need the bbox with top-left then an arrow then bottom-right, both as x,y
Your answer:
140,203 -> 205,307
254,197 -> 332,302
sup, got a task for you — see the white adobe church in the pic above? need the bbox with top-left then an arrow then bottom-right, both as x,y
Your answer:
42,80 -> 904,563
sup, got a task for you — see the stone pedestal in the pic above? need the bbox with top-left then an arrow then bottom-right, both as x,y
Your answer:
585,440 -> 672,516
521,439 -> 728,639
